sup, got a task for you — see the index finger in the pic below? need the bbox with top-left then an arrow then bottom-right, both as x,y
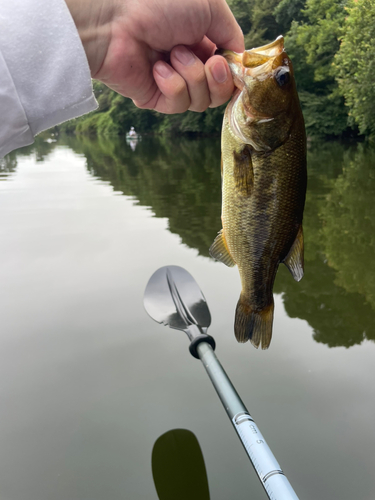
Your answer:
205,0 -> 244,53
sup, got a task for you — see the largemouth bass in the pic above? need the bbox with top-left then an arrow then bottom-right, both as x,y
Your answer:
210,36 -> 307,349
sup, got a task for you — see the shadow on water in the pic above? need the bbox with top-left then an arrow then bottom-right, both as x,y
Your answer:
10,134 -> 375,348
152,429 -> 210,500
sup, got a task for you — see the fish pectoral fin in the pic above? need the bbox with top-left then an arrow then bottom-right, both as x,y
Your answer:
283,225 -> 304,282
209,230 -> 236,267
233,146 -> 254,197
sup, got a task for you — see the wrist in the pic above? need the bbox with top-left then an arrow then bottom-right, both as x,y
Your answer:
64,0 -> 114,77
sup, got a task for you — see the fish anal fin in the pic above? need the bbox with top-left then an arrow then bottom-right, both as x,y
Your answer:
209,230 -> 236,267
233,145 -> 254,196
283,225 -> 304,282
234,296 -> 274,350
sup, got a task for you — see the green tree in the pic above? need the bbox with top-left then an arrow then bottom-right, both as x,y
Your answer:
230,0 -> 282,48
228,0 -> 254,40
60,80 -> 226,137
284,0 -> 349,138
274,0 -> 306,33
334,0 -> 375,138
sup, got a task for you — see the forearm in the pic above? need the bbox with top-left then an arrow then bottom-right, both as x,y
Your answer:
64,0 -> 115,77
0,0 -> 97,158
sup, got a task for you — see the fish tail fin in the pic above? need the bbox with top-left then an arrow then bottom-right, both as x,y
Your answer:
234,295 -> 274,350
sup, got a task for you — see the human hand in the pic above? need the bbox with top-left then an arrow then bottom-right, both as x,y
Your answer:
65,0 -> 244,113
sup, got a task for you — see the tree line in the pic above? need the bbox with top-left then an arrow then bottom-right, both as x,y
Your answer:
61,0 -> 375,140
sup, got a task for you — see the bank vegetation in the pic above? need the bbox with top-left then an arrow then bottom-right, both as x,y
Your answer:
61,0 -> 375,141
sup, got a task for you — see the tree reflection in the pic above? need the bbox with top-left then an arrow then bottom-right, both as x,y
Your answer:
0,153 -> 17,179
321,145 -> 375,311
62,135 -> 375,348
274,260 -> 375,347
274,143 -> 375,346
64,135 -> 222,257
4,133 -> 59,167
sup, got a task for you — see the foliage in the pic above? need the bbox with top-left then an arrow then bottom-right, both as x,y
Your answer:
274,0 -> 306,33
59,80 -> 226,137
59,82 -> 163,136
59,0 -> 375,140
230,0 -> 284,47
228,0 -> 254,40
334,0 -> 375,138
295,0 -> 346,83
284,0 -> 349,138
298,90 -> 348,138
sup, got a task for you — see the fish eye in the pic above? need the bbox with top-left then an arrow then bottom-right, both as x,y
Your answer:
274,67 -> 290,87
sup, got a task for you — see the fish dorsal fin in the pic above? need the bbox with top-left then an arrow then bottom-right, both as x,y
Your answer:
209,230 -> 236,267
283,225 -> 304,281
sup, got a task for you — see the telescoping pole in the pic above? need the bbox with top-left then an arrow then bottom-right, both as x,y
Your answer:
196,341 -> 299,500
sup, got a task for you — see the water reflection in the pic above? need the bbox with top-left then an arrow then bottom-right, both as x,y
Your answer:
1,134 -> 59,171
322,146 -> 375,310
0,153 -> 17,180
63,134 -> 222,258
126,137 -> 141,152
8,135 -> 375,349
275,144 -> 375,347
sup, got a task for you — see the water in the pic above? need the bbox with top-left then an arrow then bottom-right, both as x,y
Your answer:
1,134 -> 374,500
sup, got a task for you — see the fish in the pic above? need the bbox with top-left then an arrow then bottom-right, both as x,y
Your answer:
209,36 -> 307,349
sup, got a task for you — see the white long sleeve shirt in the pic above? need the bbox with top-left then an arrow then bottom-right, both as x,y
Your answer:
0,0 -> 97,158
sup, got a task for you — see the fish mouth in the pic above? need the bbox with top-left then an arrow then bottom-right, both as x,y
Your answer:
218,37 -> 286,151
215,36 -> 284,59
220,38 -> 285,125
218,36 -> 285,82
247,36 -> 285,57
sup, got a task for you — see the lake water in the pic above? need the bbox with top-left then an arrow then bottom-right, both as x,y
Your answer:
1,134 -> 375,500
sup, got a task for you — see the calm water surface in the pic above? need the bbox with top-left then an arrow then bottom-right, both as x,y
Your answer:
1,135 -> 375,500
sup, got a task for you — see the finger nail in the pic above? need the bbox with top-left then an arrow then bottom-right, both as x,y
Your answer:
211,60 -> 228,84
174,46 -> 195,66
154,61 -> 173,79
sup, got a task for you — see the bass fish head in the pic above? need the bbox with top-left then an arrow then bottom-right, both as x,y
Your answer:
221,36 -> 300,152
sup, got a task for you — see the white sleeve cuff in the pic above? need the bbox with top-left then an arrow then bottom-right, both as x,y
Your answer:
0,0 -> 98,158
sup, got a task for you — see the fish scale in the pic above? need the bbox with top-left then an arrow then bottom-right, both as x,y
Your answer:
210,37 -> 307,349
